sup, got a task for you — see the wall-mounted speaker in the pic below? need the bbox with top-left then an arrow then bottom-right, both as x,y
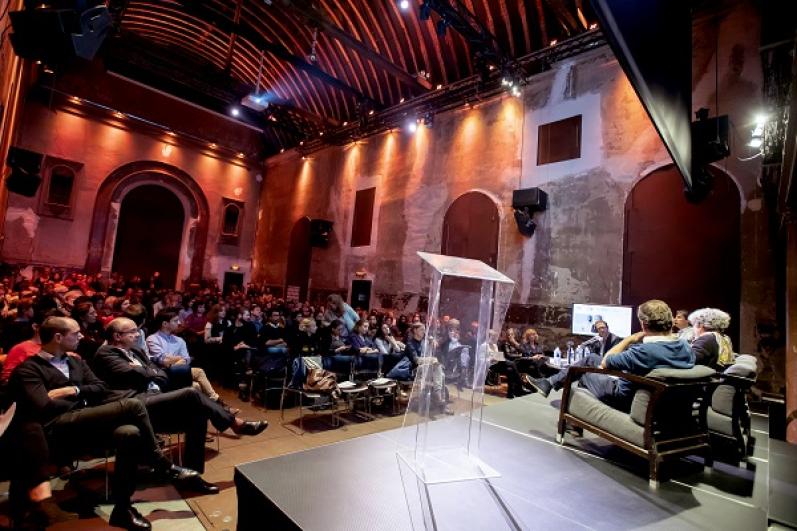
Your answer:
5,147 -> 43,197
512,187 -> 548,212
512,187 -> 547,237
310,219 -> 333,248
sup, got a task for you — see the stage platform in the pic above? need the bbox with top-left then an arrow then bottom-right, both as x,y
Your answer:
235,393 -> 770,530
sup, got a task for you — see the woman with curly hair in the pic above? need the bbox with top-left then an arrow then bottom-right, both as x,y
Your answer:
688,308 -> 734,369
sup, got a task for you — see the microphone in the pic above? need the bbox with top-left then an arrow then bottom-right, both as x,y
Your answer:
579,336 -> 601,347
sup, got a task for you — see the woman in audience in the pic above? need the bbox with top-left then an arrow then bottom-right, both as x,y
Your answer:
375,322 -> 405,376
184,301 -> 208,335
486,329 -> 529,398
71,301 -> 103,360
689,308 -> 734,369
519,328 -> 544,356
323,319 -> 355,376
348,319 -> 381,377
203,304 -> 229,379
324,294 -> 358,335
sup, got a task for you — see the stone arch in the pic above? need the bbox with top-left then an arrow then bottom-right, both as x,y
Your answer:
85,161 -> 210,287
622,163 -> 742,342
442,191 -> 501,268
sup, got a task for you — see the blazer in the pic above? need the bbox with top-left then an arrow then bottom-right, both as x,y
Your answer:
92,345 -> 170,394
10,354 -> 133,426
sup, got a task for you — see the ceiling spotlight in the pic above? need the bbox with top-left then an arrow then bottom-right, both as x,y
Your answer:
368,109 -> 375,116
299,140 -> 305,146
70,96 -> 81,104
399,97 -> 405,103
162,145 -> 173,157
589,23 -> 598,30
113,111 -> 125,119
343,121 -> 349,126
748,137 -> 763,149
165,130 -> 176,137
549,39 -> 558,46
241,92 -> 270,112
407,121 -> 418,134
319,131 -> 324,136
209,143 -> 217,149
399,0 -> 410,10
436,84 -> 442,90
280,148 -> 285,153
488,64 -> 496,71
237,152 -> 245,158
511,86 -> 521,97
230,106 -> 240,117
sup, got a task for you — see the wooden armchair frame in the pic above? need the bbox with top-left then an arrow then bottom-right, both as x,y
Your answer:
557,366 -> 715,485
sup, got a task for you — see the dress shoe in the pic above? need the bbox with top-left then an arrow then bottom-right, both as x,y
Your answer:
526,377 -> 552,398
155,462 -> 200,482
231,419 -> 268,436
177,475 -> 221,494
109,504 -> 152,530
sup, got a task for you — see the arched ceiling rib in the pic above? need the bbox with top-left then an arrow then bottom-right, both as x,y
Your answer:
107,0 -> 595,147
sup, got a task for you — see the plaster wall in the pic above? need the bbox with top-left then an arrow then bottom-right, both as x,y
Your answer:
254,6 -> 772,358
2,102 -> 261,288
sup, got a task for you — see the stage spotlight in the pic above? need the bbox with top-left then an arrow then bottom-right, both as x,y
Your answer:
230,106 -> 240,117
748,137 -> 762,149
511,86 -> 521,97
399,0 -> 410,10
406,121 -> 418,133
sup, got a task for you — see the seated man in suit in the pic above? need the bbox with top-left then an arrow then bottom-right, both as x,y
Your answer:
526,300 -> 694,411
584,320 -> 623,357
93,318 -> 268,494
9,316 -> 198,530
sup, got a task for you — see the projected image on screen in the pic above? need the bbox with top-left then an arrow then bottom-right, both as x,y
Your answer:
572,304 -> 634,338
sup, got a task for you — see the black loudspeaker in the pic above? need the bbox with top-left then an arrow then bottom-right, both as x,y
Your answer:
512,187 -> 548,212
5,147 -> 43,197
513,209 -> 537,237
9,3 -> 111,63
310,219 -> 333,247
512,187 -> 547,237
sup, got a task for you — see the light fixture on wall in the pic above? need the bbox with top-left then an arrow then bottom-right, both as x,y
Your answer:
231,264 -> 240,271
748,113 -> 767,149
355,269 -> 368,278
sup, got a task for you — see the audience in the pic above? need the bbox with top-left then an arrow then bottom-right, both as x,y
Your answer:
0,263 -> 752,527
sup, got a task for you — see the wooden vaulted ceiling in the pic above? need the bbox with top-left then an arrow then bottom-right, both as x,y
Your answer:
108,0 -> 595,148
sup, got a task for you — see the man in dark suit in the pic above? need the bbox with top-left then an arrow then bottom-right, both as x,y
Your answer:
92,317 -> 268,493
585,320 -> 623,357
9,316 -> 198,530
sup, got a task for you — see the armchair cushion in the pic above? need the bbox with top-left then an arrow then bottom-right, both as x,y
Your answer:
568,386 -> 644,447
711,384 -> 736,416
707,407 -> 735,436
646,365 -> 715,380
724,363 -> 756,378
629,389 -> 651,426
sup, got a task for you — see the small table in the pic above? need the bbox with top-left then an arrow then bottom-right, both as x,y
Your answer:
366,379 -> 398,415
336,383 -> 370,421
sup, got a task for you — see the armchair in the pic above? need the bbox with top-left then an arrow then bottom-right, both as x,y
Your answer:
557,365 -> 716,486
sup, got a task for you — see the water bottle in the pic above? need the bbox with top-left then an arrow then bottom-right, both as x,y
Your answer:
567,346 -> 575,365
553,346 -> 562,367
575,345 -> 584,362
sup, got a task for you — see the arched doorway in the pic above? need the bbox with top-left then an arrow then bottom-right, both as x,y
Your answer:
622,165 -> 741,343
285,217 -> 312,301
86,161 -> 210,288
440,191 -> 500,323
112,185 -> 184,288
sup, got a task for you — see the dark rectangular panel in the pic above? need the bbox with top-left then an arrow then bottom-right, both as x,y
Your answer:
537,115 -> 582,165
351,187 -> 376,247
592,0 -> 692,187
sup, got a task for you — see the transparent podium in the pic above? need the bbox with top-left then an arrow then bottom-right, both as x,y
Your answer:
395,252 -> 515,485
